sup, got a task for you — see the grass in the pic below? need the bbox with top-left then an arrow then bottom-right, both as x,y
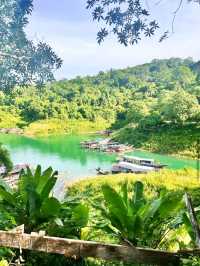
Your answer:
69,168 -> 199,195
24,118 -> 110,136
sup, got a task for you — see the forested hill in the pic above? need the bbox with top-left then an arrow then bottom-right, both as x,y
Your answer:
0,58 -> 200,156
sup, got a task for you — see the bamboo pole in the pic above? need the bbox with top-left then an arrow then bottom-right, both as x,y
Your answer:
185,193 -> 200,248
0,230 -> 180,266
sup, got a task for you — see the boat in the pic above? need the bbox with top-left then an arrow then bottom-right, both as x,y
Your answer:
80,140 -> 99,148
119,155 -> 167,169
111,161 -> 155,174
81,139 -> 133,154
96,167 -> 110,175
96,130 -> 113,136
80,139 -> 111,149
101,143 -> 133,153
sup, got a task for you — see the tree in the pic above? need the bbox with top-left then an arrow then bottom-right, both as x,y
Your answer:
159,88 -> 200,124
0,0 -> 62,91
0,144 -> 13,173
87,0 -> 200,45
126,100 -> 151,124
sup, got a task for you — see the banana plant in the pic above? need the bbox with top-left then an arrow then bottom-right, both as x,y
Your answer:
0,165 -> 89,236
0,165 -> 89,266
97,181 -> 183,247
0,165 -> 60,232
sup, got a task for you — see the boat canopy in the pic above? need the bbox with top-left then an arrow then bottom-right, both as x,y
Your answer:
112,161 -> 154,172
122,155 -> 155,163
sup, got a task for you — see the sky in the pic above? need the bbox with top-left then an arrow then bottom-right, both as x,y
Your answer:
26,0 -> 200,80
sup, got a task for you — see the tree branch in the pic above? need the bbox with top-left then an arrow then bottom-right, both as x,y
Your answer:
172,0 -> 183,33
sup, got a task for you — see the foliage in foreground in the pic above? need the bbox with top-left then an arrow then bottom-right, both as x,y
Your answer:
0,166 -> 89,265
68,169 -> 199,243
0,167 -> 200,265
98,181 -> 183,248
68,170 -> 200,265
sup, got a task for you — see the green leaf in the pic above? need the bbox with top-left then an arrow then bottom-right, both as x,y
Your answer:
34,165 -> 42,186
133,181 -> 145,210
41,197 -> 61,218
0,186 -> 15,206
26,187 -> 41,218
19,170 -> 36,204
121,181 -> 128,207
72,204 -> 89,228
36,167 -> 54,194
54,217 -> 64,227
182,212 -> 195,241
0,179 -> 12,194
40,176 -> 57,200
158,193 -> 182,218
26,166 -> 34,179
102,184 -> 128,229
142,198 -> 162,222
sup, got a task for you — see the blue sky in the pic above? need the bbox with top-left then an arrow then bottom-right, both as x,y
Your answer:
26,0 -> 200,80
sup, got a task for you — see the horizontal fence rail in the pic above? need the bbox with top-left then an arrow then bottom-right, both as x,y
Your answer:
0,229 -> 180,266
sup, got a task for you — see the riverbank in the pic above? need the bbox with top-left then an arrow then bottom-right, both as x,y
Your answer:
0,118 -> 110,137
0,117 -> 199,160
24,119 -> 110,136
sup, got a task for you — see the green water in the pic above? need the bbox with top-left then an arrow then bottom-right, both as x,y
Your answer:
0,134 -> 197,181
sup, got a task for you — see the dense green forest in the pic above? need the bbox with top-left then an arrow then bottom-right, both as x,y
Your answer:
0,57 -> 200,156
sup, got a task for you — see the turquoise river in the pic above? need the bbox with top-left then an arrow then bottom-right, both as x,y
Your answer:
0,134 -> 197,182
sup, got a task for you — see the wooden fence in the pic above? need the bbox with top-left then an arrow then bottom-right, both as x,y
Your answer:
0,193 -> 200,265
0,228 -> 180,265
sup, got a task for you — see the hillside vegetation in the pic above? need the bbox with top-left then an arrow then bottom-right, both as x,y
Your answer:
0,58 -> 199,155
68,169 -> 200,244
